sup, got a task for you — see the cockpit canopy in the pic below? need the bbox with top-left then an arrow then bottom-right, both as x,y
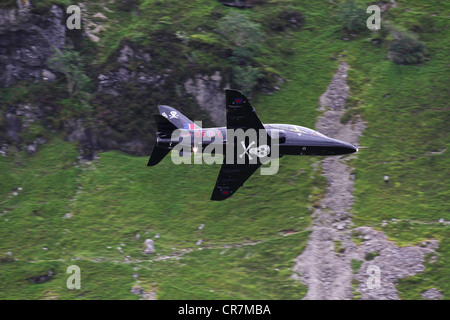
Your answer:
266,124 -> 327,138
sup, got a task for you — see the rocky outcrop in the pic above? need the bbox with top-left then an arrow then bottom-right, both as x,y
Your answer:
352,227 -> 439,300
0,6 -> 229,157
64,118 -> 148,158
292,61 -> 439,300
0,0 -> 32,33
184,71 -> 228,126
0,2 -> 66,87
97,44 -> 160,96
318,62 -> 349,114
2,103 -> 46,153
292,62 -> 364,300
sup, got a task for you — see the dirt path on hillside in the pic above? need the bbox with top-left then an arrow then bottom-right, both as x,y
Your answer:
291,62 -> 439,300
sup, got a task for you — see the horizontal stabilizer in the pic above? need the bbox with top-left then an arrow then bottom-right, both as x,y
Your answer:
147,143 -> 171,166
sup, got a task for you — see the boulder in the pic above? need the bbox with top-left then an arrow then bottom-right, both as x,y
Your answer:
143,239 -> 155,255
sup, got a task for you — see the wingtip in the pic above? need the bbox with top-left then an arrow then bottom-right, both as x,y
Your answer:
210,189 -> 233,201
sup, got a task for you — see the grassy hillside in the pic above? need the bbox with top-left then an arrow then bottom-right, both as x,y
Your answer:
0,0 -> 449,299
348,0 -> 450,298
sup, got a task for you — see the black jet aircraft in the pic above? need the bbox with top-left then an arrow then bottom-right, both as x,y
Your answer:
148,89 -> 358,200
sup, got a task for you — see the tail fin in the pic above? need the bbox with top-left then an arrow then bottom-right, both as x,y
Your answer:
147,114 -> 177,166
148,106 -> 199,166
158,105 -> 201,129
154,114 -> 177,138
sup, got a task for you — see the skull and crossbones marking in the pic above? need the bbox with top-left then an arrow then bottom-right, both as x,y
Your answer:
239,141 -> 270,160
169,111 -> 179,119
250,144 -> 270,158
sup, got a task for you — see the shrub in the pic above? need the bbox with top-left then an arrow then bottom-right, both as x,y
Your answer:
217,12 -> 264,47
268,9 -> 304,32
217,12 -> 265,94
47,47 -> 91,98
387,29 -> 429,65
232,65 -> 263,95
338,0 -> 367,33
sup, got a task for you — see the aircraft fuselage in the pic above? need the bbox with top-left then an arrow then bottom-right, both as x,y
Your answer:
158,123 -> 357,157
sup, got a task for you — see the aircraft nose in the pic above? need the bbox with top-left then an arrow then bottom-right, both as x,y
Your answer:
321,137 -> 358,155
338,140 -> 358,154
294,134 -> 359,156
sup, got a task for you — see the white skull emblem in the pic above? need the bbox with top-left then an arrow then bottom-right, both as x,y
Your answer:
249,145 -> 270,158
169,111 -> 178,119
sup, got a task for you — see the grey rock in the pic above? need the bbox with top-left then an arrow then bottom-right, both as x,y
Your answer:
117,45 -> 134,65
28,269 -> 54,284
421,288 -> 443,300
42,69 -> 56,82
67,119 -> 86,143
36,136 -> 46,145
25,141 -> 37,154
117,67 -> 130,82
143,239 -> 155,254
131,286 -> 156,300
0,5 -> 66,87
184,71 -> 228,126
65,117 -> 147,158
353,227 -> 439,300
6,112 -> 21,142
130,286 -> 144,295
64,213 -> 72,219
98,45 -> 158,96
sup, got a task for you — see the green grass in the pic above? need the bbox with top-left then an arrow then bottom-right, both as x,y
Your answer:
351,259 -> 363,274
0,260 -> 136,300
0,137 -> 315,299
142,232 -> 310,299
1,0 -> 449,299
346,0 -> 450,298
396,236 -> 450,300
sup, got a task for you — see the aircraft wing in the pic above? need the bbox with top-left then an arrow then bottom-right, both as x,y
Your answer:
211,162 -> 262,201
210,90 -> 269,201
224,89 -> 265,131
